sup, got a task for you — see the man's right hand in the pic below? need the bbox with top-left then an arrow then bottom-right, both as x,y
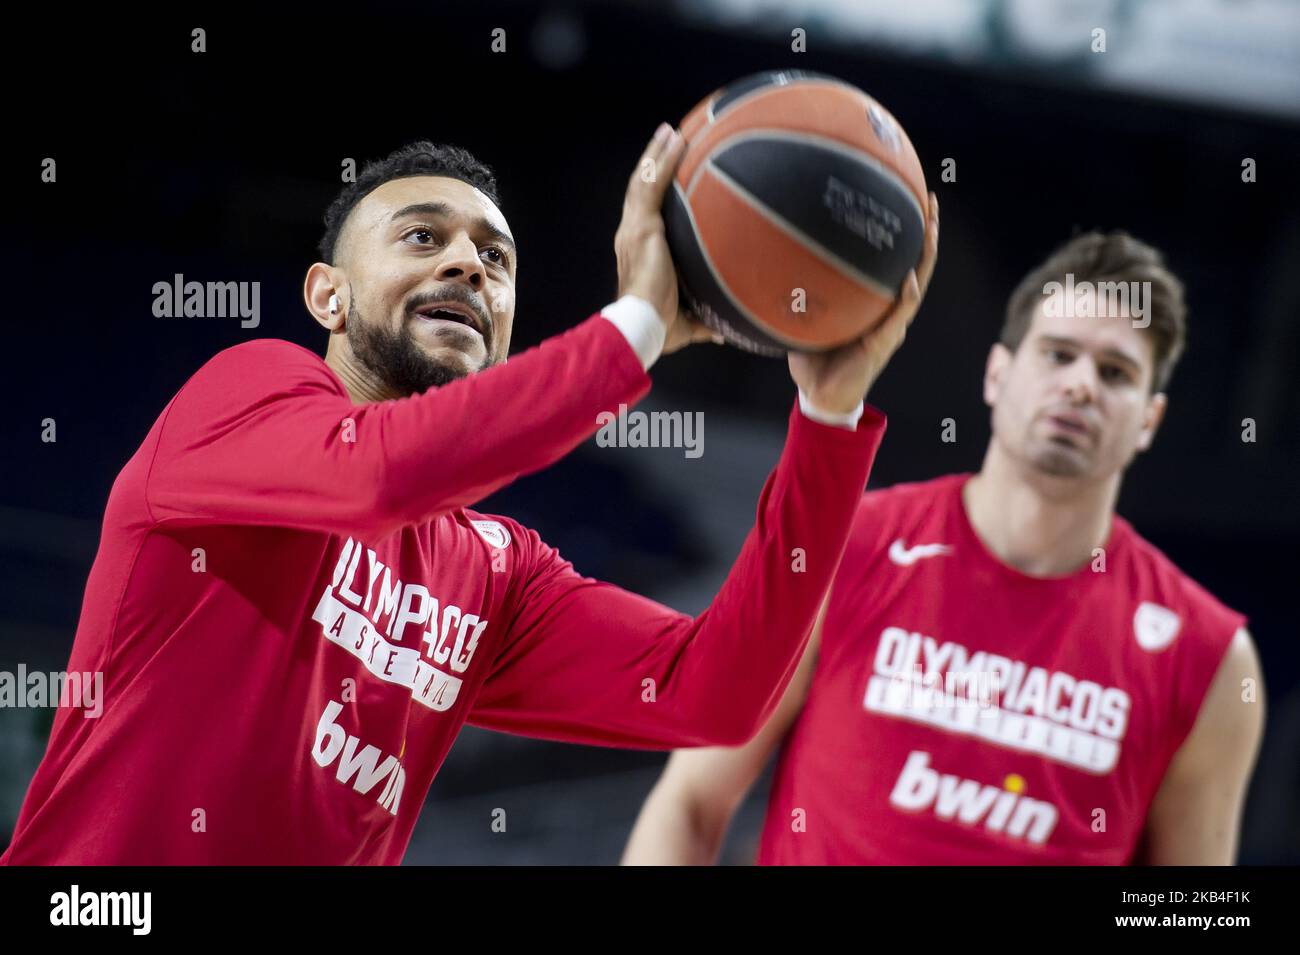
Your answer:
789,192 -> 939,415
614,123 -> 719,355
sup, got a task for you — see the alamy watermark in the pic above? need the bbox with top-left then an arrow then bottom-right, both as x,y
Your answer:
1042,273 -> 1151,328
595,404 -> 704,459
152,273 -> 260,328
0,665 -> 103,718
50,885 -> 150,935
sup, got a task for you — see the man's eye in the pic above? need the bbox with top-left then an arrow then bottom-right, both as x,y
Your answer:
405,229 -> 439,245
1101,366 -> 1130,383
1048,349 -> 1073,364
481,246 -> 507,266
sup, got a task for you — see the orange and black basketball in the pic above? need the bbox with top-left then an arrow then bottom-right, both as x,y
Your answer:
665,70 -> 929,356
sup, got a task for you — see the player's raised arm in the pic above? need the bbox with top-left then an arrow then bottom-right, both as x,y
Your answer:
142,320 -> 649,540
464,387 -> 873,750
619,600 -> 825,864
468,184 -> 935,749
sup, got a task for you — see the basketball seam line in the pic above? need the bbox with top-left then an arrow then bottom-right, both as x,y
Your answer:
691,127 -> 927,223
707,74 -> 865,126
670,181 -> 811,351
701,159 -> 900,301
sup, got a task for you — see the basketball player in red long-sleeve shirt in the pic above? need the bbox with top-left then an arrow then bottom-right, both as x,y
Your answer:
624,231 -> 1264,866
1,125 -> 938,864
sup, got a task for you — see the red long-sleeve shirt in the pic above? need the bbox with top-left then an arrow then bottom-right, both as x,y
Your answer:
2,313 -> 885,864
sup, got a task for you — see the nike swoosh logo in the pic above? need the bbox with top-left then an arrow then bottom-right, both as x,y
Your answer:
888,538 -> 953,566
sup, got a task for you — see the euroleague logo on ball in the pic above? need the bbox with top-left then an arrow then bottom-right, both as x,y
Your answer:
868,103 -> 902,153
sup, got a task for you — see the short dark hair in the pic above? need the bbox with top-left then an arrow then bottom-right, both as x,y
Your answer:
317,141 -> 500,265
1002,231 -> 1187,393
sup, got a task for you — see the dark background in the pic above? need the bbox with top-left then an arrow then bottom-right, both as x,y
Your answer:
2,2 -> 1298,863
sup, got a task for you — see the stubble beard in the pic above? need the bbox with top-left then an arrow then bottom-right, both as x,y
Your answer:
347,305 -> 488,396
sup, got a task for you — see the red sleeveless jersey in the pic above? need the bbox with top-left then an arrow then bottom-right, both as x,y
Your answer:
757,473 -> 1244,865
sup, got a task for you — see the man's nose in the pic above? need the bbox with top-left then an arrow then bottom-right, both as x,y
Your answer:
435,233 -> 485,291
1061,356 -> 1099,405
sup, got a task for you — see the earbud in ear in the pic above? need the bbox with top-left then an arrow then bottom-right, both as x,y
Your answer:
328,294 -> 339,315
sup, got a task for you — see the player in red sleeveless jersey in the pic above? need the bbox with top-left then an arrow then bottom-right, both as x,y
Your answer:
624,232 -> 1265,865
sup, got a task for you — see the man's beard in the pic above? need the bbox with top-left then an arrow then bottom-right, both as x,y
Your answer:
347,306 -> 488,396
1026,428 -> 1092,478
1031,444 -> 1088,477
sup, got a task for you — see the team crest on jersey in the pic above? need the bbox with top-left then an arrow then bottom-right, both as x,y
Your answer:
1133,602 -> 1181,652
471,520 -> 511,550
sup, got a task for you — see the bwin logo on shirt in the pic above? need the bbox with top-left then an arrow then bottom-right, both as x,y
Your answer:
888,750 -> 1058,845
312,700 -> 406,815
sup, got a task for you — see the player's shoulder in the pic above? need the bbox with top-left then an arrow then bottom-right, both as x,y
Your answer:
1113,516 -> 1246,640
203,336 -> 323,364
178,338 -> 341,400
197,338 -> 330,378
841,473 -> 967,559
453,509 -> 576,589
853,473 -> 967,530
859,471 -> 966,506
456,508 -> 524,553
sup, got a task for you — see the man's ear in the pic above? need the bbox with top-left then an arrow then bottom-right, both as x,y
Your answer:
1135,391 -> 1168,452
304,263 -> 346,331
984,343 -> 1012,408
